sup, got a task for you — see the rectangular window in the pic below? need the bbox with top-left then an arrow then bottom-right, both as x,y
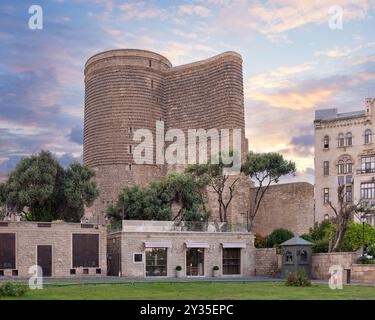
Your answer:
323,188 -> 329,204
338,176 -> 344,186
134,253 -> 143,263
145,248 -> 167,277
361,182 -> 375,199
72,234 -> 99,268
361,157 -> 375,173
0,233 -> 16,269
129,145 -> 132,154
346,175 -> 352,185
323,161 -> 329,176
346,186 -> 352,202
222,248 -> 241,275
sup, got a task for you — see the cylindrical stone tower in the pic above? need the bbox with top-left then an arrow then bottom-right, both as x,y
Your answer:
84,49 -> 171,222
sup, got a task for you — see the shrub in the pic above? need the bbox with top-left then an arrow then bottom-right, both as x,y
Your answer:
300,233 -> 314,242
339,222 -> 375,252
213,266 -> 219,271
357,256 -> 375,264
367,244 -> 375,257
267,228 -> 294,248
254,233 -> 267,248
309,220 -> 332,241
0,282 -> 28,297
175,265 -> 182,271
285,268 -> 311,287
312,239 -> 329,253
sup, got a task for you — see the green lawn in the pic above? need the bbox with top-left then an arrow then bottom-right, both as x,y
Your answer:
1,281 -> 375,300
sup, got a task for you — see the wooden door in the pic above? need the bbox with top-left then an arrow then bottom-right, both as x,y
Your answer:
37,245 -> 52,277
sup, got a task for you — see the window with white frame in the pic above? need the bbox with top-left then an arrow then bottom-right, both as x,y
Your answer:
338,176 -> 344,185
338,133 -> 345,147
346,159 -> 353,173
323,135 -> 329,149
365,129 -> 372,145
361,182 -> 375,199
346,132 -> 352,146
346,185 -> 352,202
361,156 -> 375,173
324,188 -> 329,204
338,160 -> 345,174
323,161 -> 329,176
133,253 -> 143,263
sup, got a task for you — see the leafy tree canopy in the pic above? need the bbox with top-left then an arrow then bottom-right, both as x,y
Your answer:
266,228 -> 294,248
3,150 -> 98,222
107,172 -> 208,223
241,152 -> 296,226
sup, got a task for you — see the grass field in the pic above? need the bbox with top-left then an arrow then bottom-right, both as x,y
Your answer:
1,281 -> 375,300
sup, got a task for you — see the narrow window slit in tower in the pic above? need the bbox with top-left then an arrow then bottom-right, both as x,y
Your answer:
149,60 -> 152,67
151,80 -> 154,88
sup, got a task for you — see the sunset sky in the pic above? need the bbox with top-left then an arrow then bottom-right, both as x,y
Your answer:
1,0 -> 375,183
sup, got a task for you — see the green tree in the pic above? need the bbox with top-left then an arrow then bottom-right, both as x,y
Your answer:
241,151 -> 296,226
58,162 -> 99,222
266,228 -> 294,248
107,173 -> 207,223
3,150 -> 98,222
326,185 -> 375,252
5,150 -> 63,221
185,156 -> 239,223
0,182 -> 6,220
339,222 -> 375,252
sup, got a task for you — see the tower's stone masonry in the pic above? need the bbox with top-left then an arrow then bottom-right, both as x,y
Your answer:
250,182 -> 315,236
84,49 -> 250,223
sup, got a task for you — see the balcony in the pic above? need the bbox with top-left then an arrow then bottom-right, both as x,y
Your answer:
356,168 -> 375,174
108,220 -> 251,234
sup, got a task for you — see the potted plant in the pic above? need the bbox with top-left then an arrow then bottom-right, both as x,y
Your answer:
212,266 -> 220,277
176,265 -> 183,278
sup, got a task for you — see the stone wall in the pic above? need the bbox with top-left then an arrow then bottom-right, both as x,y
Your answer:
351,264 -> 375,282
108,231 -> 254,278
0,221 -> 107,277
254,248 -> 280,277
311,252 -> 358,280
251,182 -> 315,236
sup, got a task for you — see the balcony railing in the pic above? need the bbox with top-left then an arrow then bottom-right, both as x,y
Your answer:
357,168 -> 375,174
108,220 -> 252,234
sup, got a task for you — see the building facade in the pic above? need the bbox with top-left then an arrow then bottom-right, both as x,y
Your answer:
83,49 -> 249,224
0,222 -> 107,278
314,97 -> 375,225
107,220 -> 254,278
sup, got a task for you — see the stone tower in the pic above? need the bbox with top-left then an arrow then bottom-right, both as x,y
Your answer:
84,49 -> 250,223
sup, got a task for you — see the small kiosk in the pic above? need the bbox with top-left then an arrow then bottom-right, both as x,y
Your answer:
280,236 -> 313,278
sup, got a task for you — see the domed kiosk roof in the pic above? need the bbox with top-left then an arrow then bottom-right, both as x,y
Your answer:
280,236 -> 313,246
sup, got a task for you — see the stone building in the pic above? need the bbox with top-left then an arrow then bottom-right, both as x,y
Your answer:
83,49 -> 250,224
0,221 -> 107,277
107,220 -> 254,278
250,182 -> 315,236
314,97 -> 375,225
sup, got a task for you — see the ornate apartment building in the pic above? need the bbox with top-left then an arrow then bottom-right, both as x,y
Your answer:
314,97 -> 375,225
